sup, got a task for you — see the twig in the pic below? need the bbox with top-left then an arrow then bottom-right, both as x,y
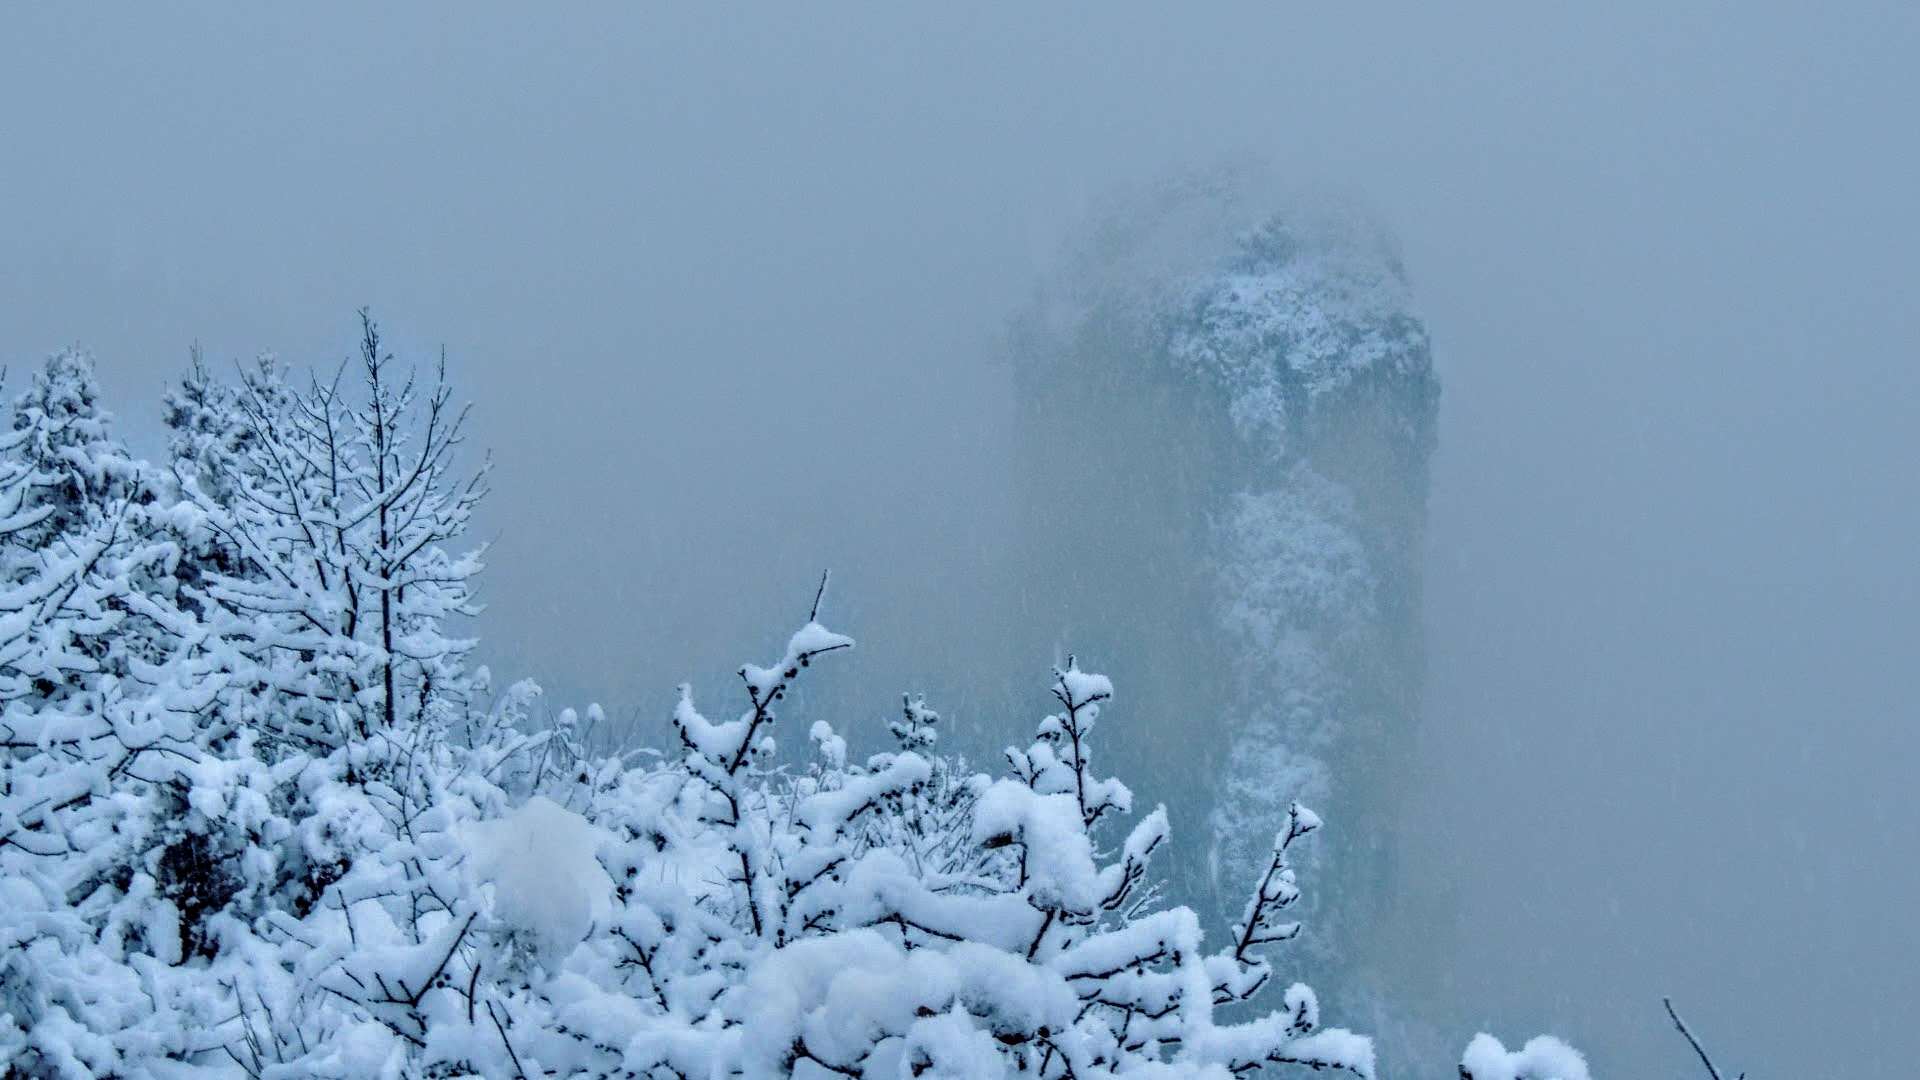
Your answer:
809,568 -> 831,622
1664,996 -> 1739,1080
487,999 -> 530,1080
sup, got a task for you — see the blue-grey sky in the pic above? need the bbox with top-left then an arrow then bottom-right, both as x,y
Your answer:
5,5 -> 1917,1077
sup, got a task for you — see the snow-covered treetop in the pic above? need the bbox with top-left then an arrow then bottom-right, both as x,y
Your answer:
5,350 -> 144,546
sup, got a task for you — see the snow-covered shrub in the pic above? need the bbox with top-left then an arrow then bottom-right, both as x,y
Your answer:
428,607 -> 1383,1080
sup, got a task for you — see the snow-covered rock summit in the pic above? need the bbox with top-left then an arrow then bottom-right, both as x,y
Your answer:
1163,217 -> 1433,457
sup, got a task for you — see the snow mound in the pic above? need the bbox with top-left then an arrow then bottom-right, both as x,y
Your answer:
1460,1033 -> 1592,1080
467,795 -> 614,966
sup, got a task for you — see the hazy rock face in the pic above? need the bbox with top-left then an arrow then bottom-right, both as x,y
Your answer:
1167,219 -> 1437,979
1012,205 -> 1437,1004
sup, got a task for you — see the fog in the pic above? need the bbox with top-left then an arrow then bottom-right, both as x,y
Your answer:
5,5 -> 1918,1077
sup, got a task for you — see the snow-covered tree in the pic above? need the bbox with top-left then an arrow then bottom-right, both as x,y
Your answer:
173,311 -> 487,758
0,349 -> 209,855
0,353 -> 235,1075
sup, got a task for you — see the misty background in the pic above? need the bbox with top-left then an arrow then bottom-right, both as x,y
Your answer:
5,5 -> 1917,1077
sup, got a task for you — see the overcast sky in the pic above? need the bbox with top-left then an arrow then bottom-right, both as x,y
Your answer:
5,5 -> 1918,1077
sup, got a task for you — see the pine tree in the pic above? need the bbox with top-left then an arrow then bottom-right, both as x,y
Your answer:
0,353 -> 231,1074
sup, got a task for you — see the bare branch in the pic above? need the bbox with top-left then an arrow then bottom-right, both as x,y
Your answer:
810,568 -> 831,622
1664,997 -> 1737,1080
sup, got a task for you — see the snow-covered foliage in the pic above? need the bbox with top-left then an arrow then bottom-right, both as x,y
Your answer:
2,331 -> 1579,1079
586,626 -> 1390,1080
